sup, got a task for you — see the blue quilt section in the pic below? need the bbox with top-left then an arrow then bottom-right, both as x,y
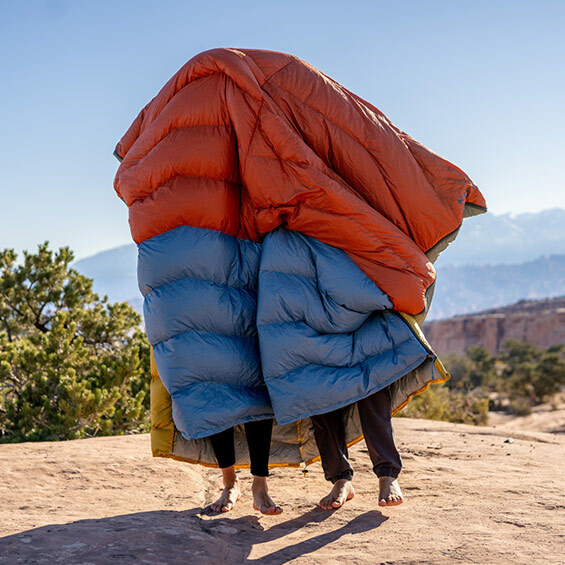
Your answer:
257,228 -> 430,424
137,224 -> 430,439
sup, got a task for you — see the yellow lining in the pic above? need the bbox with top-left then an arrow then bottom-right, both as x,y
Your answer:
152,450 -> 305,469
391,361 -> 450,416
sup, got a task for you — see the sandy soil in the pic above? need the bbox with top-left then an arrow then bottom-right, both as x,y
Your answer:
0,417 -> 563,565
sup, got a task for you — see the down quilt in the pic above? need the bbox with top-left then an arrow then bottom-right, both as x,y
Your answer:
113,48 -> 486,467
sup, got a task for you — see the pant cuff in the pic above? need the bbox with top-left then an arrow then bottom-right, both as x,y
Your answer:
375,465 -> 401,479
218,460 -> 236,470
328,469 -> 354,484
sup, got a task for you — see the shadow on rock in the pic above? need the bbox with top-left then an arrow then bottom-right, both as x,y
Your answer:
247,509 -> 388,563
0,506 -> 387,564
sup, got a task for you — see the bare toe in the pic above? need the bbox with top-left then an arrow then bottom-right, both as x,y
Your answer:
378,477 -> 403,507
332,495 -> 345,508
252,486 -> 283,516
319,494 -> 332,510
211,483 -> 240,513
267,503 -> 283,515
320,480 -> 354,511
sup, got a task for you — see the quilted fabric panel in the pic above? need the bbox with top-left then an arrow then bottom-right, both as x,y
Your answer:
138,223 -> 429,439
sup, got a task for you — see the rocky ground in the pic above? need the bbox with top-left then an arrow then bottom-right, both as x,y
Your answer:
0,416 -> 563,564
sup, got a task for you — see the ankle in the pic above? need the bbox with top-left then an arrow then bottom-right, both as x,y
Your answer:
252,476 -> 268,490
221,466 -> 238,488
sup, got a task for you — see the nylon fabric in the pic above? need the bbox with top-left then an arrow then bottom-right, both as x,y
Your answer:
114,48 -> 487,464
138,224 -> 430,439
115,47 -> 486,316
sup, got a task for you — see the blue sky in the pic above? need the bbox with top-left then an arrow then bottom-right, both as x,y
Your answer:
1,0 -> 563,260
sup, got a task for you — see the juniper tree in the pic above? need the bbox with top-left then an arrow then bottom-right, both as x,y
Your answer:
0,242 -> 149,442
499,340 -> 565,413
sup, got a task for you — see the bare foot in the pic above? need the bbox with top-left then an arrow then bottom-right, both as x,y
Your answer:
319,479 -> 355,510
252,476 -> 283,516
378,476 -> 404,507
210,481 -> 240,513
210,466 -> 240,513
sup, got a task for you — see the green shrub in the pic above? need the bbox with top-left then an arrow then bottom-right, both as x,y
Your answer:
0,242 -> 150,442
499,340 -> 565,414
444,346 -> 497,392
432,340 -> 565,421
397,384 -> 489,425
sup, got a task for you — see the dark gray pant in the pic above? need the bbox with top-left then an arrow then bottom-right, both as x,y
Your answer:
311,385 -> 402,482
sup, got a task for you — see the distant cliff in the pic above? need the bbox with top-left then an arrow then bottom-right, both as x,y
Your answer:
423,296 -> 565,356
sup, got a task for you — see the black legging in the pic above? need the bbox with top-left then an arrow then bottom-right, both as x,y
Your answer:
209,419 -> 273,477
